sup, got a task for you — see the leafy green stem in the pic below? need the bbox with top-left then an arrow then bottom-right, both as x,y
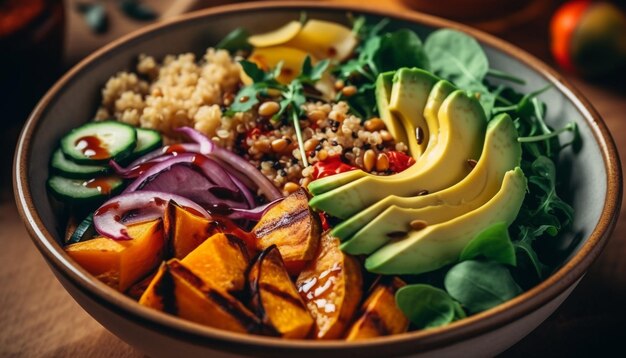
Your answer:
487,69 -> 527,85
517,122 -> 577,143
292,110 -> 308,168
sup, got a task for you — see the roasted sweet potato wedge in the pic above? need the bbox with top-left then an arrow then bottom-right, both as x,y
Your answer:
139,259 -> 261,333
65,219 -> 165,292
253,189 -> 321,275
345,277 -> 409,340
249,245 -> 314,339
181,233 -> 250,293
296,233 -> 363,339
164,201 -> 222,259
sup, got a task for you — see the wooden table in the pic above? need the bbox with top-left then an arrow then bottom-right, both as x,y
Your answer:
1,1 -> 625,356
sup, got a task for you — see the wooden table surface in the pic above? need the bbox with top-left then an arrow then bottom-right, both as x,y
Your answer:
1,1 -> 625,356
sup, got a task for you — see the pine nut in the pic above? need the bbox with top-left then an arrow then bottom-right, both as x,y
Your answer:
376,153 -> 389,172
342,85 -> 357,97
284,182 -> 300,193
380,130 -> 393,141
410,219 -> 428,231
304,138 -> 319,152
364,117 -> 385,131
363,149 -> 376,172
271,138 -> 288,152
334,79 -> 345,90
258,101 -> 280,117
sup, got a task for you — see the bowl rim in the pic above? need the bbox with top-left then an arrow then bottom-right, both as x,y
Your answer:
13,0 -> 622,354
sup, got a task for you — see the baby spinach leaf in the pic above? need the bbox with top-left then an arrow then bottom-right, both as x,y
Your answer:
444,260 -> 522,314
424,29 -> 489,91
396,284 -> 465,329
425,29 -> 496,116
460,222 -> 517,266
375,29 -> 430,72
216,27 -> 252,53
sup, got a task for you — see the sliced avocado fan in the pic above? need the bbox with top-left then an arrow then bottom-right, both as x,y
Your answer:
364,167 -> 527,275
309,88 -> 487,219
338,113 -> 521,255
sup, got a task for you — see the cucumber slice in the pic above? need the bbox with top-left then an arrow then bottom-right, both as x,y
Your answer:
68,214 -> 96,244
132,128 -> 163,158
50,148 -> 110,179
60,121 -> 137,164
48,175 -> 124,205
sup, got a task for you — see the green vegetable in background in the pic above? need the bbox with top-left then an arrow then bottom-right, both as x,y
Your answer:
444,260 -> 522,314
460,222 -> 517,266
217,27 -> 252,53
396,284 -> 466,329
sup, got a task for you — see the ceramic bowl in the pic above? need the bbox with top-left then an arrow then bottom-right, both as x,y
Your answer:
14,2 -> 622,357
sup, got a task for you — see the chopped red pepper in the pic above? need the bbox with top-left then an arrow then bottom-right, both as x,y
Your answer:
311,156 -> 357,180
319,212 -> 330,231
386,151 -> 416,173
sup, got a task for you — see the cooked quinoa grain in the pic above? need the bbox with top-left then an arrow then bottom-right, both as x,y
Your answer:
97,48 -> 410,192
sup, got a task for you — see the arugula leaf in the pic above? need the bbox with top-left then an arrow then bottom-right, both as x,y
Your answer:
528,156 -> 575,227
216,27 -> 252,53
395,284 -> 465,329
460,222 -> 517,266
513,225 -> 550,278
444,260 -> 522,314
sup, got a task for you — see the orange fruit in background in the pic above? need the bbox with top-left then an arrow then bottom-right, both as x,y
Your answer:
550,0 -> 626,76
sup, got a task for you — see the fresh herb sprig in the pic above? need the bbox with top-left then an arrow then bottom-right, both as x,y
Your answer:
226,57 -> 330,167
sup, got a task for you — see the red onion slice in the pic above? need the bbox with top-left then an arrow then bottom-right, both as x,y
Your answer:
123,153 -> 239,194
176,127 -> 282,200
93,191 -> 209,240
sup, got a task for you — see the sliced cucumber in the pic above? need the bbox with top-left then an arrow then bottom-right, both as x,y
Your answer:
60,121 -> 137,165
68,214 -> 96,244
132,128 -> 162,158
48,175 -> 124,205
50,148 -> 110,179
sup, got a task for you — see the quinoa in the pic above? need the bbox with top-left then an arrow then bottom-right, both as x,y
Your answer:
96,48 -> 410,194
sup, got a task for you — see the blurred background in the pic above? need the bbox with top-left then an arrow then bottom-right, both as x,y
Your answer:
1,0 -> 625,356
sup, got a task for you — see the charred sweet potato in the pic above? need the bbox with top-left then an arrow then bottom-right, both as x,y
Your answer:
249,245 -> 314,339
138,263 -> 168,310
65,219 -> 165,292
164,201 -> 222,259
181,233 -> 250,293
345,277 -> 409,340
139,259 -> 261,333
296,233 -> 363,339
253,189 -> 321,275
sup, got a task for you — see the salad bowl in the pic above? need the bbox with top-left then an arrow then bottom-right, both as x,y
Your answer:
13,1 -> 621,357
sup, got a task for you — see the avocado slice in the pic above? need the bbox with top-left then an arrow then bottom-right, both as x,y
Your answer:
309,89 -> 486,219
389,68 -> 438,158
364,167 -> 527,275
337,114 -> 521,254
376,71 -> 408,146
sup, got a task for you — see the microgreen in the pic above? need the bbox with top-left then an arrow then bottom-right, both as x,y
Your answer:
226,56 -> 329,167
